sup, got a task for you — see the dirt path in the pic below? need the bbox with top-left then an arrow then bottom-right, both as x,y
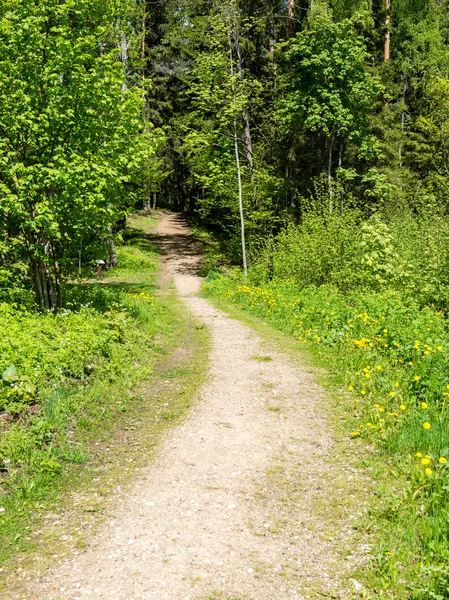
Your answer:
17,213 -> 360,600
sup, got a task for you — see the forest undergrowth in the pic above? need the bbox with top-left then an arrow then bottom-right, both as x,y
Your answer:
201,207 -> 449,600
0,214 -> 201,568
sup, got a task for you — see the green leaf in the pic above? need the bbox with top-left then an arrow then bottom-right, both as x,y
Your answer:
2,365 -> 17,382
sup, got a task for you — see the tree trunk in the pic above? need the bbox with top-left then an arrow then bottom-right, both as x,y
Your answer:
152,191 -> 157,210
107,238 -> 119,268
234,116 -> 247,277
232,23 -> 253,172
288,0 -> 295,38
32,252 -> 61,311
399,112 -> 404,168
328,136 -> 334,212
269,8 -> 277,90
384,0 -> 391,62
33,259 -> 46,311
141,5 -> 146,81
338,144 -> 344,213
229,33 -> 248,277
120,31 -> 129,91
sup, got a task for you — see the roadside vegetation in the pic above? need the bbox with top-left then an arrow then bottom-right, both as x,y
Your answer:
0,215 -> 206,569
202,206 -> 449,599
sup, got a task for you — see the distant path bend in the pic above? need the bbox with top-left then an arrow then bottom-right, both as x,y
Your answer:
23,212 -> 358,600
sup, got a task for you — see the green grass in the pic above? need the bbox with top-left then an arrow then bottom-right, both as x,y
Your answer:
0,213 -> 209,585
203,273 -> 449,599
251,354 -> 273,361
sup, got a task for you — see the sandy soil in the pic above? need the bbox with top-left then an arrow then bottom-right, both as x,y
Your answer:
13,213 -> 361,600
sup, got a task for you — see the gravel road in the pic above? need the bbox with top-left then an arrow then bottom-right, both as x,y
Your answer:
15,212 -> 358,600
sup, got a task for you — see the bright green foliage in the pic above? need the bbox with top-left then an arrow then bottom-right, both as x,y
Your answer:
244,207 -> 449,309
0,285 -> 152,483
0,0 -> 157,309
1,0 -> 449,594
280,14 -> 382,173
181,14 -> 243,216
0,303 -> 125,411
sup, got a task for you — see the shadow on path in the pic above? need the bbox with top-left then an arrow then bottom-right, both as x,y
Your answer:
150,213 -> 202,278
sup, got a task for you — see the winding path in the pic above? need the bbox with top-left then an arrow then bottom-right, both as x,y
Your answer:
20,213 -> 359,600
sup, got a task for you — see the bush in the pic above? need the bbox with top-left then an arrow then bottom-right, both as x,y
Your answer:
249,207 -> 449,309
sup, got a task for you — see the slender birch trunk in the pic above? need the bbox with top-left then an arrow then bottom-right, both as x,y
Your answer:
269,8 -> 277,90
107,237 -> 119,268
141,5 -> 146,81
338,144 -> 343,213
232,24 -> 253,172
229,34 -> 248,277
384,0 -> 391,63
120,31 -> 128,91
234,117 -> 247,277
328,136 -> 333,212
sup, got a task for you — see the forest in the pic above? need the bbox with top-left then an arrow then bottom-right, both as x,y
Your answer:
2,0 -> 449,597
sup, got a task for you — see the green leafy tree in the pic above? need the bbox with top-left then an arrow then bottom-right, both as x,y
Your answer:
0,0 -> 155,310
279,13 -> 382,207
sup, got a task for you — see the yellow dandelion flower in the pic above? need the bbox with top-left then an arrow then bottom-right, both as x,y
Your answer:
400,404 -> 406,411
395,382 -> 399,388
425,468 -> 433,476
414,376 -> 421,382
439,457 -> 447,464
361,390 -> 366,395
421,458 -> 431,465
438,346 -> 443,351
376,365 -> 382,371
423,422 -> 431,430
348,385 -> 354,391
421,402 -> 428,409
416,452 -> 422,458
389,392 -> 396,397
